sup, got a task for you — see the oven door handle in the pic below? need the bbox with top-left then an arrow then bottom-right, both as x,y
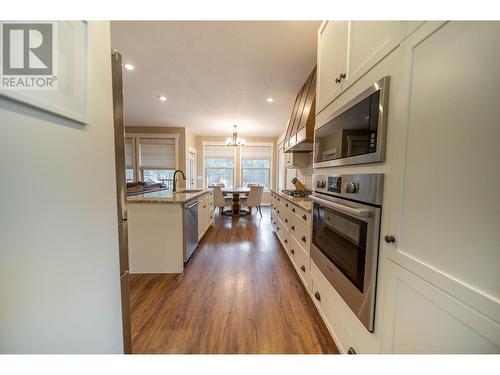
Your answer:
310,195 -> 371,218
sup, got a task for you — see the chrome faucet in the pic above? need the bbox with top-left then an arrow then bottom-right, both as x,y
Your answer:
172,169 -> 186,192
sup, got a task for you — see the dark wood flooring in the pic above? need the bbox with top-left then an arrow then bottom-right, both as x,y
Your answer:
129,207 -> 339,354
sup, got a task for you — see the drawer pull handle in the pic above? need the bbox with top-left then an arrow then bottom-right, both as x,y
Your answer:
285,219 -> 288,223
347,347 -> 356,355
291,225 -> 295,231
286,203 -> 288,207
301,236 -> 306,242
300,265 -> 305,272
302,214 -> 307,221
284,239 -> 288,244
314,291 -> 321,301
277,210 -> 280,214
292,208 -> 295,213
291,249 -> 295,255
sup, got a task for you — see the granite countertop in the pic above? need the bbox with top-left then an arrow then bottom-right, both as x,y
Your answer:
269,189 -> 312,213
127,189 -> 209,204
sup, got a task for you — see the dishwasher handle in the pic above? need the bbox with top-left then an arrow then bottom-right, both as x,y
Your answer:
185,200 -> 199,209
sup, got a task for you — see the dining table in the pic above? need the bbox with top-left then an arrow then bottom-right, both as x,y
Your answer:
221,187 -> 251,216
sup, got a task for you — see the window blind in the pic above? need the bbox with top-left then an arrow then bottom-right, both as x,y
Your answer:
203,144 -> 235,160
125,138 -> 134,168
139,138 -> 176,169
240,145 -> 272,159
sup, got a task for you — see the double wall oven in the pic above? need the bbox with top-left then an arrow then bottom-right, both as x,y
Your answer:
311,174 -> 384,332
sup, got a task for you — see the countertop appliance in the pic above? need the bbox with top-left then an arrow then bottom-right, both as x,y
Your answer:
314,76 -> 390,168
111,50 -> 132,353
311,173 -> 384,332
183,198 -> 199,262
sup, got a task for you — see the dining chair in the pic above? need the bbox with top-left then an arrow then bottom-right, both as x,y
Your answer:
241,185 -> 264,217
213,186 -> 231,215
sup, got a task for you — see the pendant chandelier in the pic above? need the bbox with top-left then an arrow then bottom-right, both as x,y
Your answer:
226,124 -> 245,146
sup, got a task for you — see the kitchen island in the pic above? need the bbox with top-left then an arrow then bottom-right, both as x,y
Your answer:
127,189 -> 213,273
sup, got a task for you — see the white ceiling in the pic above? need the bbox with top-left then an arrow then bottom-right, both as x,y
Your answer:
110,21 -> 319,137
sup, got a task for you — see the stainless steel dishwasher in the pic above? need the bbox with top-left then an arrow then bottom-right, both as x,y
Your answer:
183,198 -> 199,262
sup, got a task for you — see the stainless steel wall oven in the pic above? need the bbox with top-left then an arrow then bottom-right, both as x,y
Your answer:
311,173 -> 384,331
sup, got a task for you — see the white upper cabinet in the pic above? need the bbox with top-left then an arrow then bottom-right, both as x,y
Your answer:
316,21 -> 422,114
342,22 -> 406,91
317,21 -> 348,113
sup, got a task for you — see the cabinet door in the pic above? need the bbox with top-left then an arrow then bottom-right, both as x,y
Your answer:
381,22 -> 500,352
381,261 -> 499,353
206,198 -> 213,226
317,21 -> 348,113
343,21 -> 405,91
197,198 -> 207,238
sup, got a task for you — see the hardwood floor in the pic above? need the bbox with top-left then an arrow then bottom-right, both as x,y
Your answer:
129,207 -> 339,354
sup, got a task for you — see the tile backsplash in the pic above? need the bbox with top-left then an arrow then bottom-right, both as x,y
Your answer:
285,153 -> 313,190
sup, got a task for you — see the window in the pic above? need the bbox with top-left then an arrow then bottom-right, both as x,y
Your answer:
125,137 -> 135,182
139,138 -> 176,189
204,144 -> 234,188
241,144 -> 272,189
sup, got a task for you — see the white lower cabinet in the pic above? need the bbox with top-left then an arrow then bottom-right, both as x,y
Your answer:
289,236 -> 310,291
197,192 -> 213,240
310,260 -> 381,354
381,260 -> 500,353
271,193 -> 310,291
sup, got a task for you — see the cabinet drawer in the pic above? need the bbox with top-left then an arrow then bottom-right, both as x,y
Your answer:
290,236 -> 311,291
281,209 -> 291,231
311,261 -> 362,354
294,208 -> 311,226
290,216 -> 310,254
276,204 -> 290,228
276,218 -> 290,252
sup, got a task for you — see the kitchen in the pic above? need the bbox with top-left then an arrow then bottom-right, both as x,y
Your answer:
1,13 -> 499,363
110,21 -> 500,354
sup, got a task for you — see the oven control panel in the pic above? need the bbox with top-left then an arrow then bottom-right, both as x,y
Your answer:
312,173 -> 384,206
327,176 -> 342,193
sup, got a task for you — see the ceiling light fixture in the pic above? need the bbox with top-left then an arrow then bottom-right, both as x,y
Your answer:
123,63 -> 135,71
226,125 -> 245,147
266,97 -> 274,103
158,96 -> 167,102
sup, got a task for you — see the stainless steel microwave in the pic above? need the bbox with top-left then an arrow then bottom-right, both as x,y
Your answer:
314,77 -> 390,168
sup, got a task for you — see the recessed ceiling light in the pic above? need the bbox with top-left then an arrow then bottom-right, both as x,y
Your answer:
158,96 -> 167,102
266,97 -> 274,103
124,63 -> 135,71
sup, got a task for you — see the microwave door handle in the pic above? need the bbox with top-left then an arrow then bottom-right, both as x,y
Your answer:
310,195 -> 370,218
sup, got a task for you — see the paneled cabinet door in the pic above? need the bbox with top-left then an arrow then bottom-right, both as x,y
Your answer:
198,198 -> 208,238
381,261 -> 500,353
343,21 -> 405,91
381,21 -> 500,353
317,21 -> 348,113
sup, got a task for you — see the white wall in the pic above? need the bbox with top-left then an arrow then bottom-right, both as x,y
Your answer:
0,22 -> 123,353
